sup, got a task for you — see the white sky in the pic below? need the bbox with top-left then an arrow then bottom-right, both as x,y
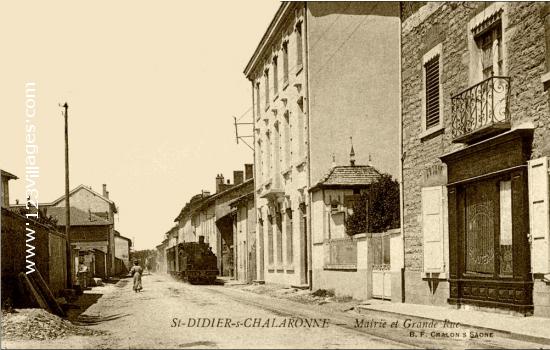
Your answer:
0,0 -> 280,250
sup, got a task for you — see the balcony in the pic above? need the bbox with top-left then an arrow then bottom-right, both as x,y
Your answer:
451,76 -> 511,144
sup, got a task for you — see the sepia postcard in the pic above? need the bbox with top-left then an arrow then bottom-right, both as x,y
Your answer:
2,1 -> 550,349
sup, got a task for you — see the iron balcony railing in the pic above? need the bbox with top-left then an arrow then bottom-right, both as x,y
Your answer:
451,76 -> 511,142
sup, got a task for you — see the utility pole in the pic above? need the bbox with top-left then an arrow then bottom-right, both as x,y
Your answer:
61,102 -> 72,287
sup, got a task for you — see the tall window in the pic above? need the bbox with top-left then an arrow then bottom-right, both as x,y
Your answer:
276,211 -> 283,264
282,41 -> 289,85
268,214 -> 274,265
255,82 -> 261,118
476,24 -> 502,79
273,56 -> 278,96
296,21 -> 303,69
296,101 -> 305,158
265,130 -> 271,178
274,122 -> 281,183
257,139 -> 263,183
422,43 -> 442,132
264,69 -> 270,107
284,111 -> 291,168
424,57 -> 440,130
286,208 -> 293,264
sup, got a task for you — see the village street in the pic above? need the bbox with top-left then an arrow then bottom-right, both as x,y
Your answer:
3,274 -> 548,350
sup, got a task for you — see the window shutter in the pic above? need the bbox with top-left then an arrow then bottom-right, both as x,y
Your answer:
422,186 -> 445,272
424,57 -> 440,129
528,157 -> 550,274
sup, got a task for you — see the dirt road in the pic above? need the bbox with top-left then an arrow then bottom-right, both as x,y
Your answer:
2,274 -> 548,349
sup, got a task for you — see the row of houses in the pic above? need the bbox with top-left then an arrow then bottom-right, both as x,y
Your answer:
157,166 -> 257,282
157,2 -> 550,319
1,170 -> 132,303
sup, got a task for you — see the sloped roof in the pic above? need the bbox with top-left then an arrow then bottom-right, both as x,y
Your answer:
310,165 -> 381,191
49,184 -> 117,213
46,206 -> 111,226
1,170 -> 18,180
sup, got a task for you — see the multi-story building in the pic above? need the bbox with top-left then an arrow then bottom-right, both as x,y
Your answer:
401,2 -> 550,317
47,184 -> 119,276
244,2 -> 401,287
173,165 -> 254,278
46,206 -> 112,279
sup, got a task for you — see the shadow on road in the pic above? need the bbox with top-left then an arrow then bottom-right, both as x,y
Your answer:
177,341 -> 218,348
74,313 -> 130,326
65,293 -> 103,323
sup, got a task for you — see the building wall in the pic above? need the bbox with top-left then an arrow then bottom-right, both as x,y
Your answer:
312,235 -> 370,300
53,187 -> 117,275
1,208 -> 67,304
249,3 -> 400,287
307,2 -> 401,182
401,2 -> 550,313
114,236 -> 130,268
250,3 -> 311,287
1,177 -> 10,208
235,197 -> 257,283
54,188 -> 113,221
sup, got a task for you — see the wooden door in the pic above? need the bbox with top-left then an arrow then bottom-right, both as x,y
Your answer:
464,180 -> 497,275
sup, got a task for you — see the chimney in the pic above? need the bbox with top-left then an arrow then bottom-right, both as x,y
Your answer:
234,170 -> 244,185
102,184 -> 109,198
215,174 -> 224,193
244,164 -> 253,180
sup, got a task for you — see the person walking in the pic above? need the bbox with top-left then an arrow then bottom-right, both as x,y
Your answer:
130,260 -> 143,292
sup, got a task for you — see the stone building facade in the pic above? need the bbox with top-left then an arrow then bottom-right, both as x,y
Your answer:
401,2 -> 550,317
244,2 -> 401,287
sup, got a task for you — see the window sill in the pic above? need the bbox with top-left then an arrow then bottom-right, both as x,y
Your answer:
324,264 -> 357,271
294,157 -> 307,169
419,125 -> 444,141
281,166 -> 292,178
422,271 -> 449,280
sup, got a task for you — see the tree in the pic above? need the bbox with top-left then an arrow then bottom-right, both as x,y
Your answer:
345,173 -> 400,235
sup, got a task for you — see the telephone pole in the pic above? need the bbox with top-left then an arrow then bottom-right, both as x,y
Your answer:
62,102 -> 72,287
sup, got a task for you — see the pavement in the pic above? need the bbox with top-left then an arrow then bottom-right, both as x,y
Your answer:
355,299 -> 550,342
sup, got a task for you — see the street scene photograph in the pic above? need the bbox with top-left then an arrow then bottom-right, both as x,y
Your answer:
2,1 -> 550,349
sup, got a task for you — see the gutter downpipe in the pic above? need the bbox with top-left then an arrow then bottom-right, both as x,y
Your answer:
398,9 -> 406,303
304,1 -> 313,289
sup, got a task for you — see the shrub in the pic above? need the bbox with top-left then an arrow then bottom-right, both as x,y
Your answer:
345,173 -> 400,234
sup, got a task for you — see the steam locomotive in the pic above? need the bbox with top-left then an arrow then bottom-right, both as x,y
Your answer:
167,237 -> 218,284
